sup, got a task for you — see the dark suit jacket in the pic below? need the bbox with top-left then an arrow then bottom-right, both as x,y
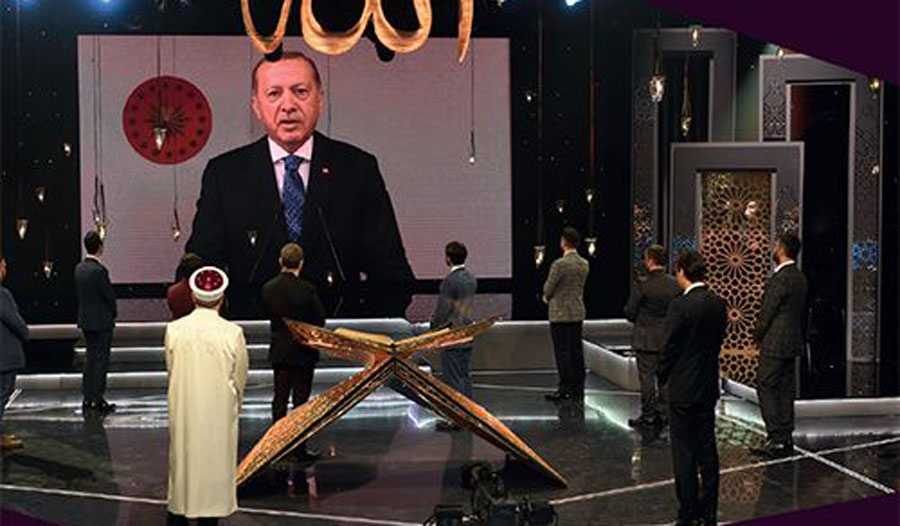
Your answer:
74,258 -> 117,332
186,132 -> 415,319
430,268 -> 477,330
262,272 -> 326,367
754,263 -> 808,358
0,286 -> 29,372
623,269 -> 681,352
658,285 -> 727,408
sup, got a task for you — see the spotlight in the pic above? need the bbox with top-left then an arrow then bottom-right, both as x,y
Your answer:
247,230 -> 258,247
42,260 -> 54,279
62,142 -> 73,156
564,0 -> 584,6
586,237 -> 598,257
35,186 -> 46,203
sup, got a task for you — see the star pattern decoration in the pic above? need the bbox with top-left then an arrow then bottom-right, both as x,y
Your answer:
236,318 -> 567,487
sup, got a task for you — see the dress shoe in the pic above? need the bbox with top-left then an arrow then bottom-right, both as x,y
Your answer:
0,434 -> 24,451
750,439 -> 794,459
628,415 -> 652,428
435,420 -> 462,432
95,400 -> 117,413
544,391 -> 573,402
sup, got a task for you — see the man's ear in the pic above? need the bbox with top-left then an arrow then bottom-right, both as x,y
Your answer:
251,95 -> 262,121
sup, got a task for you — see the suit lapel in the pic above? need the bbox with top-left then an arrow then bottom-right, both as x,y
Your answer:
253,137 -> 280,209
307,132 -> 333,215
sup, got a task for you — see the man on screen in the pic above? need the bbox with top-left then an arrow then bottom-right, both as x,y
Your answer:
186,51 -> 414,319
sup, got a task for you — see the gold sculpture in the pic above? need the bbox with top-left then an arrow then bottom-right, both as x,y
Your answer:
236,318 -> 567,486
241,0 -> 474,63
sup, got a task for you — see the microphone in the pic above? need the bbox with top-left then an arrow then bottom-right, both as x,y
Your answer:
247,201 -> 284,284
317,205 -> 346,316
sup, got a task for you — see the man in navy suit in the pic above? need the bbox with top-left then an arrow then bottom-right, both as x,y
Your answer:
74,231 -> 117,414
659,251 -> 727,526
430,241 -> 477,432
187,51 -> 414,319
0,255 -> 29,450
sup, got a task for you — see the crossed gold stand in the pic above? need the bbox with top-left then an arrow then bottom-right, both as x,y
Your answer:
236,318 -> 567,486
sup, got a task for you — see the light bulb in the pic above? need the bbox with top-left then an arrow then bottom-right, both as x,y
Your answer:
35,186 -> 46,203
555,199 -> 566,214
172,222 -> 182,242
42,260 -> 54,279
247,230 -> 258,247
869,78 -> 881,94
776,47 -> 786,59
63,142 -> 73,157
649,75 -> 665,103
689,25 -> 701,47
16,219 -> 28,240
585,188 -> 595,204
586,237 -> 598,257
534,245 -> 546,268
153,126 -> 168,152
871,165 -> 881,176
326,271 -> 336,286
96,221 -> 108,241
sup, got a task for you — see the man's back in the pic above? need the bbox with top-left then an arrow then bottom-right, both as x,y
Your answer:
0,286 -> 28,372
754,264 -> 808,358
659,287 -> 727,407
431,269 -> 477,330
262,272 -> 326,366
74,259 -> 116,331
544,252 -> 590,322
624,270 -> 681,351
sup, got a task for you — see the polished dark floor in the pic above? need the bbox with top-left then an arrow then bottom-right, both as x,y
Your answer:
1,372 -> 897,525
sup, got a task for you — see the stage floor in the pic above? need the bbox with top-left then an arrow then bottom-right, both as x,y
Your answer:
1,372 -> 898,525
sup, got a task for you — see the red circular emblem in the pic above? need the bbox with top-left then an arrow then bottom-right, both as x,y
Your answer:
122,76 -> 212,164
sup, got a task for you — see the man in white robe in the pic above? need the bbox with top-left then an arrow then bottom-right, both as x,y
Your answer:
166,266 -> 249,526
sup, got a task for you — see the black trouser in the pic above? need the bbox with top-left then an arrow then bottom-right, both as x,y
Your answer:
441,347 -> 473,399
757,355 -> 796,444
550,322 -> 585,395
669,402 -> 719,522
82,329 -> 113,403
272,365 -> 315,421
635,350 -> 665,422
166,512 -> 218,526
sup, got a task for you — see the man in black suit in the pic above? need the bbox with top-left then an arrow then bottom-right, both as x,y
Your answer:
262,243 -> 326,458
750,232 -> 808,459
431,241 -> 477,432
623,244 -> 681,432
0,255 -> 29,450
186,51 -> 415,319
658,251 -> 727,526
74,231 -> 117,414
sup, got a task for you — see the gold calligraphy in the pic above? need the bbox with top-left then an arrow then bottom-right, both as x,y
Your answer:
241,0 -> 473,63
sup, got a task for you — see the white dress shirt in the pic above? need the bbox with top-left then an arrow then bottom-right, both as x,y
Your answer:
268,136 -> 314,197
774,259 -> 796,274
683,282 -> 706,295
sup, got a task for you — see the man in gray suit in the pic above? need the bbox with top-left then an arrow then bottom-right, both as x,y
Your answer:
543,227 -> 590,402
0,255 -> 29,450
624,244 -> 681,431
75,231 -> 118,414
431,241 -> 478,432
751,232 -> 808,458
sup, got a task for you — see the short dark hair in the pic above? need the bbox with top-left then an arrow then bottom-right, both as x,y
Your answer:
778,231 -> 802,260
280,243 -> 304,270
445,241 -> 468,266
675,250 -> 707,283
561,226 -> 581,248
251,51 -> 322,93
84,231 -> 103,255
175,253 -> 205,281
645,244 -> 668,267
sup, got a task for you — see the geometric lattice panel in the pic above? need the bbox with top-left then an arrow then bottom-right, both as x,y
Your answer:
701,171 -> 772,386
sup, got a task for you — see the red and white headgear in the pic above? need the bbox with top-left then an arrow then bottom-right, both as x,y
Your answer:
189,266 -> 229,303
